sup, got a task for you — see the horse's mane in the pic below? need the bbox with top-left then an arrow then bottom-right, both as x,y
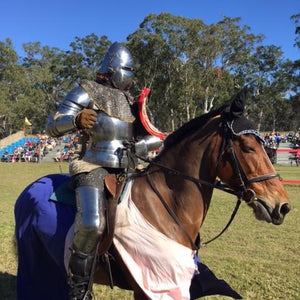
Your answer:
162,105 -> 227,152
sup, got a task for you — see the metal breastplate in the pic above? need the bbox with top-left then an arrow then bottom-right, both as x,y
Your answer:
83,112 -> 134,168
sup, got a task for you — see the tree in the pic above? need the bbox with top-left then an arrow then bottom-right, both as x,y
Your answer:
288,14 -> 300,131
128,13 -> 204,131
65,34 -> 111,83
0,12 -> 298,135
247,45 -> 291,131
128,14 -> 263,131
0,39 -> 31,133
17,35 -> 111,133
291,14 -> 300,49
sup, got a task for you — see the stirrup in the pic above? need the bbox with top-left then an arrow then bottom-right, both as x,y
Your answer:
68,275 -> 93,300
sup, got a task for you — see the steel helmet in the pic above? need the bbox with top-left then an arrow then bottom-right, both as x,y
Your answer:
99,42 -> 134,91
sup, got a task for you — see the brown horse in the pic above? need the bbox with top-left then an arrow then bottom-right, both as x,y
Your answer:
15,89 -> 290,299
91,89 -> 291,299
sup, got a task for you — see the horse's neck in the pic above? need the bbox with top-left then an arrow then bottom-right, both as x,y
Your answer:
160,127 -> 220,184
154,130 -> 221,241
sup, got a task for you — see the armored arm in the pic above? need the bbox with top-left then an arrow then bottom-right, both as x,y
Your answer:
134,136 -> 163,157
46,86 -> 91,137
132,99 -> 164,157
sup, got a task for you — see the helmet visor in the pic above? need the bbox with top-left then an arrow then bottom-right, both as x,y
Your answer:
111,67 -> 134,91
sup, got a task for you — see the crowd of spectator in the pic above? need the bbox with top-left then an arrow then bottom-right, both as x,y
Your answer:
0,133 -> 78,163
2,130 -> 300,165
264,132 -> 283,149
264,131 -> 300,149
263,131 -> 300,166
287,131 -> 300,149
1,135 -> 56,163
52,135 -> 77,162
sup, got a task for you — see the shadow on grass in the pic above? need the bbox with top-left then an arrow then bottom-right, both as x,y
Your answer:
0,272 -> 17,299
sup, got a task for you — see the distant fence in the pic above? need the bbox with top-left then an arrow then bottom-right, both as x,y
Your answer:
276,149 -> 298,153
275,148 -> 299,166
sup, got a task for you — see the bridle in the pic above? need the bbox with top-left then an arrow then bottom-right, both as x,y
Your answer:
216,120 -> 280,204
132,116 -> 280,249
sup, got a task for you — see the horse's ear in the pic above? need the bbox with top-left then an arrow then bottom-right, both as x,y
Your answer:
228,86 -> 248,119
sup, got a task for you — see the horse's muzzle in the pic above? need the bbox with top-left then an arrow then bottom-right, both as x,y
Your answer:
270,202 -> 291,225
251,199 -> 291,225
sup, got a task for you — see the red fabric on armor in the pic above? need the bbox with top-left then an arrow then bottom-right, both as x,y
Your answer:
137,88 -> 165,140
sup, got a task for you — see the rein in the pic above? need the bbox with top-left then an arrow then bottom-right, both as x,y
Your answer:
140,161 -> 241,249
142,162 -> 242,249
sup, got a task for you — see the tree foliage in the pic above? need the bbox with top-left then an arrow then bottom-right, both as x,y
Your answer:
0,13 -> 299,135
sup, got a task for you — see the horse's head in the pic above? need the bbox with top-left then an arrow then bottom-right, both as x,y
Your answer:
216,88 -> 290,225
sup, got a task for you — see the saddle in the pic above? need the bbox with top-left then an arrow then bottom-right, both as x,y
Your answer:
93,174 -> 129,289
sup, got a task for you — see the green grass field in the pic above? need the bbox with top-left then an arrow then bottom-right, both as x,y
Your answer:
0,162 -> 299,299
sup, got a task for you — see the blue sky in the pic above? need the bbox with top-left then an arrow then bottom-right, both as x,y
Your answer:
1,0 -> 299,61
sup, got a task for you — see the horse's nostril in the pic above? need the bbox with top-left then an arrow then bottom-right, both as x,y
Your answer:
280,203 -> 291,216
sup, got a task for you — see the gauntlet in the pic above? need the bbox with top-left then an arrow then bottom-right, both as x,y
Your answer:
75,109 -> 97,129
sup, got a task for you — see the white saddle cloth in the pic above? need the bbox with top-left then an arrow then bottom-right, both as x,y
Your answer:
113,181 -> 197,299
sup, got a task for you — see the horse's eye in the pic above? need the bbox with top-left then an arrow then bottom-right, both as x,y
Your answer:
245,147 -> 255,153
242,146 -> 255,153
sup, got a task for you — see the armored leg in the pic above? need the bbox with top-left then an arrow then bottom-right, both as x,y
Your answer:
68,168 -> 107,300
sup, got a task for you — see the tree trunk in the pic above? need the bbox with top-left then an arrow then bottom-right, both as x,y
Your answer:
170,108 -> 175,132
203,86 -> 215,113
257,109 -> 263,131
186,101 -> 190,122
272,117 -> 276,132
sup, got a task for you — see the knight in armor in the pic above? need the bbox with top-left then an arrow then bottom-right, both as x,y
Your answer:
46,42 -> 163,300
